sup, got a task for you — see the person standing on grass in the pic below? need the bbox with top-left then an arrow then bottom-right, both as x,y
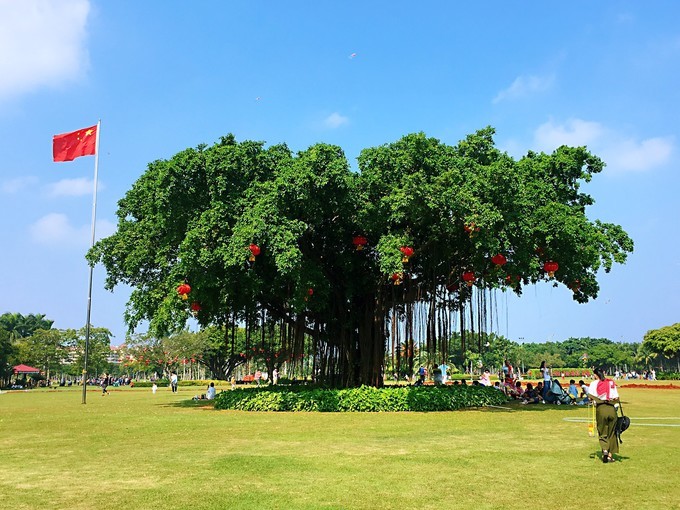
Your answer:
588,367 -> 620,463
439,362 -> 449,384
540,361 -> 551,401
170,372 -> 178,393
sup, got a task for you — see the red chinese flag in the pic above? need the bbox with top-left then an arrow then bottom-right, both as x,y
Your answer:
53,125 -> 97,162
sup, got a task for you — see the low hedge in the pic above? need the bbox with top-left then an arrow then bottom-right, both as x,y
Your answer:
132,379 -> 227,388
658,372 -> 680,380
212,384 -> 508,412
130,381 -> 166,388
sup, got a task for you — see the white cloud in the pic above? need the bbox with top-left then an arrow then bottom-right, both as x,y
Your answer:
2,176 -> 38,193
531,118 -> 674,173
47,177 -> 103,197
533,118 -> 605,152
323,112 -> 349,129
493,74 -> 554,104
0,0 -> 90,100
30,212 -> 116,247
602,137 -> 674,172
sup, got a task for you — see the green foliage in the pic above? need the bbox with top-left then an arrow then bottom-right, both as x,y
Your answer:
89,130 -> 634,387
67,326 -> 113,376
212,384 -> 508,412
643,323 -> 680,359
0,329 -> 14,383
134,379 -> 228,388
0,312 -> 54,340
657,372 -> 680,380
14,328 -> 65,377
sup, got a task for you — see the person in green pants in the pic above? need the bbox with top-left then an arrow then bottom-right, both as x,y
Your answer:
588,367 -> 621,463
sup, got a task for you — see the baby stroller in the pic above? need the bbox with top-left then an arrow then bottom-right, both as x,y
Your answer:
545,379 -> 573,405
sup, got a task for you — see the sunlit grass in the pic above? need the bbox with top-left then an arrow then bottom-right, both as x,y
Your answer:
0,384 -> 678,510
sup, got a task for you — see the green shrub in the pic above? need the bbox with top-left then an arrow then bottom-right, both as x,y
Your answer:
132,379 -> 226,388
657,372 -> 680,380
212,385 -> 508,412
132,380 -> 168,388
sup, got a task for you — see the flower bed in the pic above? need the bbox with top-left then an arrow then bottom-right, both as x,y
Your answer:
212,384 -> 509,412
525,368 -> 592,379
621,383 -> 680,390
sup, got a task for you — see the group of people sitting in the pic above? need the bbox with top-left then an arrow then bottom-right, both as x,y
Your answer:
497,378 -> 591,405
480,360 -> 592,406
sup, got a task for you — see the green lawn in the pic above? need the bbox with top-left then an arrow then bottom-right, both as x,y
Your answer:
1,384 -> 679,510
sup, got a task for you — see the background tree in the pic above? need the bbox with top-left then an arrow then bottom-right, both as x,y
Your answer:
643,323 -> 680,372
0,312 -> 54,341
15,329 -> 65,381
634,343 -> 658,371
90,130 -> 633,387
164,327 -> 248,381
67,327 -> 113,377
0,329 -> 14,385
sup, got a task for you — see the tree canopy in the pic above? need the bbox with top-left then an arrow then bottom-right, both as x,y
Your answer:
89,128 -> 633,387
643,323 -> 680,360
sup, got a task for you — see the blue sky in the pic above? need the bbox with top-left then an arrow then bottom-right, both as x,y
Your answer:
1,0 -> 678,346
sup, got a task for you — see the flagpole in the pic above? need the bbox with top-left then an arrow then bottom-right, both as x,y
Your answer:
82,119 -> 101,405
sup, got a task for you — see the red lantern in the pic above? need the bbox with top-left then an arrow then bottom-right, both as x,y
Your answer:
462,271 -> 476,286
505,274 -> 520,285
391,272 -> 403,285
491,254 -> 507,267
352,236 -> 368,251
569,279 -> 581,292
464,223 -> 480,237
248,243 -> 261,262
446,282 -> 459,293
543,261 -> 559,278
308,288 -> 314,296
400,246 -> 414,263
177,283 -> 191,300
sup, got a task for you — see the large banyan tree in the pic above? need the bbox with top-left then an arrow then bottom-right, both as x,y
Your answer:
89,128 -> 633,387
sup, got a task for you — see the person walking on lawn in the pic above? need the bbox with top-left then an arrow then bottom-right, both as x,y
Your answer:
588,367 -> 620,463
101,374 -> 109,396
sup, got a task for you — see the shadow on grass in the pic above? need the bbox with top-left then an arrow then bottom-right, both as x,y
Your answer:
499,401 -> 597,412
161,399 -> 216,409
589,451 -> 631,463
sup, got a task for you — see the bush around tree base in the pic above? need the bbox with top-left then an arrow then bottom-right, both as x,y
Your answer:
212,384 -> 509,412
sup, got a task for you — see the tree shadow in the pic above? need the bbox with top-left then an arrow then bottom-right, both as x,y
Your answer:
504,401 -> 595,412
160,399 -> 215,409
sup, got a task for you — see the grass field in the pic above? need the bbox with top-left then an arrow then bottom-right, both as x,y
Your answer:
1,382 -> 679,510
